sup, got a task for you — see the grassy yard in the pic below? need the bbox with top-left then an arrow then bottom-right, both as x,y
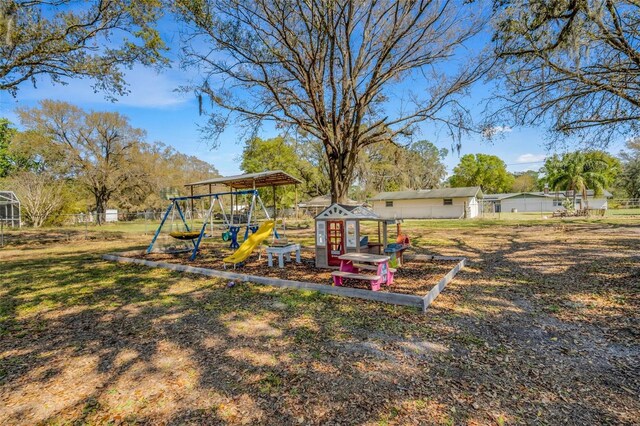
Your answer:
1,219 -> 638,425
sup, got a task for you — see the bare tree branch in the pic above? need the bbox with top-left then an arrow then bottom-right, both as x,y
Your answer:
490,0 -> 640,147
176,0 -> 490,201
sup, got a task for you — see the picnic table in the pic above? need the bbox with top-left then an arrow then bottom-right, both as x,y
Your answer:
331,253 -> 395,291
266,244 -> 301,268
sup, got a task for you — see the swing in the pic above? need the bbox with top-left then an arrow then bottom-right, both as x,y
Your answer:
169,197 -> 211,240
170,231 -> 201,240
147,189 -> 275,261
167,200 -> 200,240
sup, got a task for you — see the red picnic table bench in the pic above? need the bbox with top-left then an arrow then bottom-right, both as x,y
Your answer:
331,253 -> 395,291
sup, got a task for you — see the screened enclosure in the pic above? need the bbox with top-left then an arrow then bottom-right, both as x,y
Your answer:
0,191 -> 21,227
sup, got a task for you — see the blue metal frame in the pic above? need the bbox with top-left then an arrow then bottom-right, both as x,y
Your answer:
146,203 -> 173,253
174,201 -> 197,249
189,212 -> 214,260
147,189 -> 274,258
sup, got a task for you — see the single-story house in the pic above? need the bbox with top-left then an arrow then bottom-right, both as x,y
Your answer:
370,187 -> 483,219
483,189 -> 613,213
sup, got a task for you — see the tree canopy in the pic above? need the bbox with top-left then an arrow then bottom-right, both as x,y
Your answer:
176,0 -> 490,202
355,140 -> 447,197
17,100 -> 150,223
510,170 -> 540,192
492,0 -> 640,145
1,0 -> 167,97
449,153 -> 514,193
7,102 -> 220,225
0,118 -> 16,177
618,139 -> 640,199
540,151 -> 619,206
240,136 -> 327,208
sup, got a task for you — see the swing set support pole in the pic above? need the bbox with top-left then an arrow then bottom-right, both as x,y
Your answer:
189,193 -> 218,261
175,201 -> 197,249
147,202 -> 174,254
243,191 -> 258,241
217,196 -> 231,229
175,201 -> 191,232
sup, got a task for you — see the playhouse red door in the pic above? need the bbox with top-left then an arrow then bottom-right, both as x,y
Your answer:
327,220 -> 344,266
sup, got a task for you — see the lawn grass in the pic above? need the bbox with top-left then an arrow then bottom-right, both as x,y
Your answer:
1,219 -> 638,425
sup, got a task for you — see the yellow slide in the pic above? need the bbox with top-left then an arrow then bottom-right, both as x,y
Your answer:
223,220 -> 275,268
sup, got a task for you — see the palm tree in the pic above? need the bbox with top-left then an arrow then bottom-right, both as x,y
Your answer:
543,152 -> 614,210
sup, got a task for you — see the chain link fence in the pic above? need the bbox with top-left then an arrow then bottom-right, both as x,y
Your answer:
479,198 -> 640,219
0,207 -> 315,247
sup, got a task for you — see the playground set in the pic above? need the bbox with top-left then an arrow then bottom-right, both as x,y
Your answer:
146,188 -> 277,264
147,171 -> 300,268
147,189 -> 411,290
108,171 -> 465,311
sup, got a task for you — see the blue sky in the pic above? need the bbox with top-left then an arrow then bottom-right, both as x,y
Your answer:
0,62 -> 555,178
0,10 -> 626,178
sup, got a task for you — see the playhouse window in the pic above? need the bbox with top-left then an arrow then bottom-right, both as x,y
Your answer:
443,198 -> 453,205
385,201 -> 393,207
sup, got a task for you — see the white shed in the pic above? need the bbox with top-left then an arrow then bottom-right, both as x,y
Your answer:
370,187 -> 483,219
105,209 -> 118,222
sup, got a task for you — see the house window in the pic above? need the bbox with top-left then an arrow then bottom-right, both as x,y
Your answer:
385,200 -> 393,207
443,198 -> 453,206
552,199 -> 563,207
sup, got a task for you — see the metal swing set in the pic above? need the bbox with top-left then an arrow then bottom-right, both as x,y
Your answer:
146,189 -> 273,260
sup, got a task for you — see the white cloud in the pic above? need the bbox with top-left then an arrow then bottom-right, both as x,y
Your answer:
482,125 -> 512,138
516,153 -> 546,163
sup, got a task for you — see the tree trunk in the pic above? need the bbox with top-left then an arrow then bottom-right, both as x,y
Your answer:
95,192 -> 108,225
327,147 -> 358,204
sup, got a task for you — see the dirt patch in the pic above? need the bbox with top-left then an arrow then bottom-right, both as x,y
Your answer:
136,246 -> 456,296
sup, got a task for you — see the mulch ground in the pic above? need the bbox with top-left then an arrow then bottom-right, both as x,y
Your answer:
137,245 -> 457,296
1,222 -> 638,425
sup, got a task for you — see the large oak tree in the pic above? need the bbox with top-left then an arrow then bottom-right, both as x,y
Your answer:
176,0 -> 490,202
449,153 -> 514,193
492,0 -> 640,145
17,100 -> 148,223
1,0 -> 166,97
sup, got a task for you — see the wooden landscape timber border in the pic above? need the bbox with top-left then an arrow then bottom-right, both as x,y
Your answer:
102,251 -> 466,312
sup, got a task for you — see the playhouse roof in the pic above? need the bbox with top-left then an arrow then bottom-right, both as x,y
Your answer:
315,203 -> 380,220
185,170 -> 302,190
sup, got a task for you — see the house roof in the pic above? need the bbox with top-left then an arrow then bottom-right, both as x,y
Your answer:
184,170 -> 302,190
484,189 -> 613,200
299,194 -> 360,208
315,203 -> 380,220
369,187 -> 483,201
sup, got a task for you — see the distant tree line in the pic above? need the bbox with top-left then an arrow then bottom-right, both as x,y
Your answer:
446,148 -> 640,201
0,102 -> 219,226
